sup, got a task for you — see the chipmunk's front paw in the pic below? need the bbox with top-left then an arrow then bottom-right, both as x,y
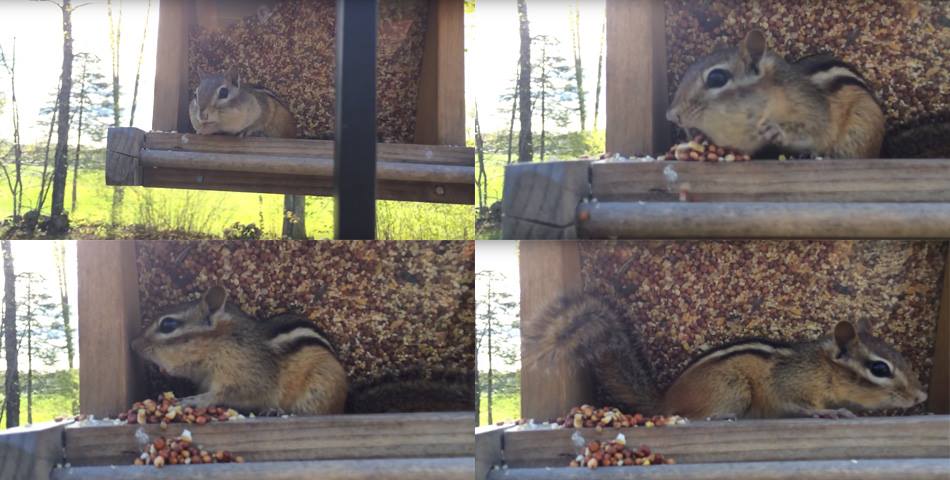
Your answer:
258,407 -> 288,417
706,413 -> 738,421
757,121 -> 786,145
178,393 -> 215,409
808,408 -> 856,419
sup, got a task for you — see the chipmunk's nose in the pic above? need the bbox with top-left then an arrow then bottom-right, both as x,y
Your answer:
915,390 -> 928,404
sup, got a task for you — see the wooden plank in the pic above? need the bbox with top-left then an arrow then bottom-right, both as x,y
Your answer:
106,128 -> 145,185
605,0 -> 669,156
590,159 -> 950,202
64,412 -> 475,467
930,245 -> 950,413
519,241 -> 593,421
486,459 -> 950,480
501,416 -> 950,468
52,457 -> 475,480
144,131 -> 475,166
152,0 -> 194,133
414,0 -> 466,146
77,241 -> 145,418
0,422 -> 68,480
577,202 -> 950,239
476,425 -> 513,480
140,167 -> 474,205
501,161 -> 591,240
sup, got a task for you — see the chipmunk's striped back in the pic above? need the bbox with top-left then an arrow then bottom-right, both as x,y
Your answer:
266,315 -> 337,356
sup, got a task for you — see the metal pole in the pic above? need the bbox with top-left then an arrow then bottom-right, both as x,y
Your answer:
334,0 -> 378,239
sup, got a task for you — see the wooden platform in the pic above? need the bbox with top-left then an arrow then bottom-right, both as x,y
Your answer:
502,159 -> 950,239
477,416 -> 950,480
106,128 -> 475,205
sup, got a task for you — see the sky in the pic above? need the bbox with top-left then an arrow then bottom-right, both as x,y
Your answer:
476,239 -> 520,373
0,0 -> 159,142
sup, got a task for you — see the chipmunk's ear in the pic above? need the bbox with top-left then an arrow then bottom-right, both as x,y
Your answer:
202,286 -> 228,317
740,30 -> 767,71
833,320 -> 857,358
225,65 -> 241,87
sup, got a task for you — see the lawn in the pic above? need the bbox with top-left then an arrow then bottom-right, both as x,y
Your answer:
0,162 -> 474,239
479,391 -> 521,426
0,370 -> 79,430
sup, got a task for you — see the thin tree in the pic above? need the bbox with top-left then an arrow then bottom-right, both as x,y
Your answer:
0,41 -> 24,219
593,20 -> 605,131
501,66 -> 519,166
474,101 -> 487,211
2,240 -> 19,428
17,271 -> 61,424
516,0 -> 532,163
569,2 -> 586,132
68,54 -> 112,212
107,0 -> 124,226
47,0 -> 76,231
53,242 -> 74,369
128,0 -> 151,126
475,270 -> 518,426
35,85 -> 62,218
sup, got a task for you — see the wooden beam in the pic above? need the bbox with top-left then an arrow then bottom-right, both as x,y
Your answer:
0,422 -> 68,480
414,0 -> 465,146
487,459 -> 950,480
52,457 -> 475,480
501,415 -> 950,468
519,241 -> 593,421
590,159 -> 950,202
605,0 -> 669,156
576,202 -> 950,239
152,0 -> 195,133
77,241 -> 145,417
106,128 -> 146,185
501,161 -> 591,239
476,425 -> 512,480
929,245 -> 950,413
64,412 -> 475,467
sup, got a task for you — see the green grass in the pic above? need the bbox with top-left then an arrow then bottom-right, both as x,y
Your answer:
0,370 -> 79,430
0,162 -> 473,239
479,391 -> 521,426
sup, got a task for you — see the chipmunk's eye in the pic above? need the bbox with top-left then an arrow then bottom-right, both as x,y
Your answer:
218,87 -> 229,99
867,360 -> 892,378
705,69 -> 732,89
158,317 -> 182,334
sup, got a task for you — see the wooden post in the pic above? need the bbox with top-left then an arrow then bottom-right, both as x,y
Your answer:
152,0 -> 195,133
414,0 -> 466,146
501,161 -> 590,239
475,425 -> 512,480
929,245 -> 950,413
105,128 -> 145,186
605,0 -> 669,156
0,422 -> 67,480
78,241 -> 145,417
519,241 -> 594,421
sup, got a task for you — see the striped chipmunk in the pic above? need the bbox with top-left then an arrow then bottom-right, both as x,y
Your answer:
131,286 -> 347,416
666,30 -> 885,159
189,66 -> 298,138
526,294 -> 928,420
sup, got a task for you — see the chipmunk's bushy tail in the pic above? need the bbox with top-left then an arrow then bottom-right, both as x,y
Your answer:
524,294 -> 661,414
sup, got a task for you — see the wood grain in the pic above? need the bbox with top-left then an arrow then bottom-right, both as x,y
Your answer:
590,159 -> 950,202
501,416 -> 950,468
105,128 -> 145,185
605,0 -> 669,156
152,0 -> 194,133
476,425 -> 513,480
0,422 -> 68,480
77,241 -> 146,418
414,0 -> 466,146
929,246 -> 950,413
52,457 -> 475,480
501,161 -> 591,239
64,412 -> 475,467
519,242 -> 594,421
486,459 -> 950,480
576,202 -> 950,239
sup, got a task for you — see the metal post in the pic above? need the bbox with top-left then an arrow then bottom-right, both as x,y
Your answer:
334,0 -> 378,239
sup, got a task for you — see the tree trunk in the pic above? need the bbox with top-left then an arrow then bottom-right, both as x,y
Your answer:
506,69 -> 519,166
594,20 -> 605,131
516,0 -> 532,163
50,0 -> 75,227
26,283 -> 33,425
54,242 -> 74,369
474,102 -> 487,212
571,2 -> 586,132
539,43 -> 546,162
71,55 -> 88,213
0,41 -> 24,218
35,87 -> 60,217
108,0 -> 124,226
2,241 -> 19,428
282,195 -> 307,239
128,0 -> 151,126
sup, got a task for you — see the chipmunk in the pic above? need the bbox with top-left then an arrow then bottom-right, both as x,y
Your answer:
666,31 -> 885,159
188,66 -> 297,138
527,295 -> 927,420
130,286 -> 347,416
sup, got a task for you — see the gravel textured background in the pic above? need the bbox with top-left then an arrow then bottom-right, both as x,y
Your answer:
666,0 -> 950,157
135,240 -> 475,412
578,240 -> 945,415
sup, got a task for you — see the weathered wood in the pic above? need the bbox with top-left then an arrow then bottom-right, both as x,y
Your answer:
145,132 -> 475,166
415,0 -> 466,146
152,0 -> 194,133
590,159 -> 950,202
105,128 -> 145,186
77,241 -> 146,418
501,416 -> 950,468
501,161 -> 591,239
487,459 -> 950,480
577,202 -> 950,239
930,245 -> 950,413
476,425 -> 513,480
52,457 -> 475,480
64,412 -> 474,467
0,422 -> 68,480
519,242 -> 593,421
605,0 -> 669,156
